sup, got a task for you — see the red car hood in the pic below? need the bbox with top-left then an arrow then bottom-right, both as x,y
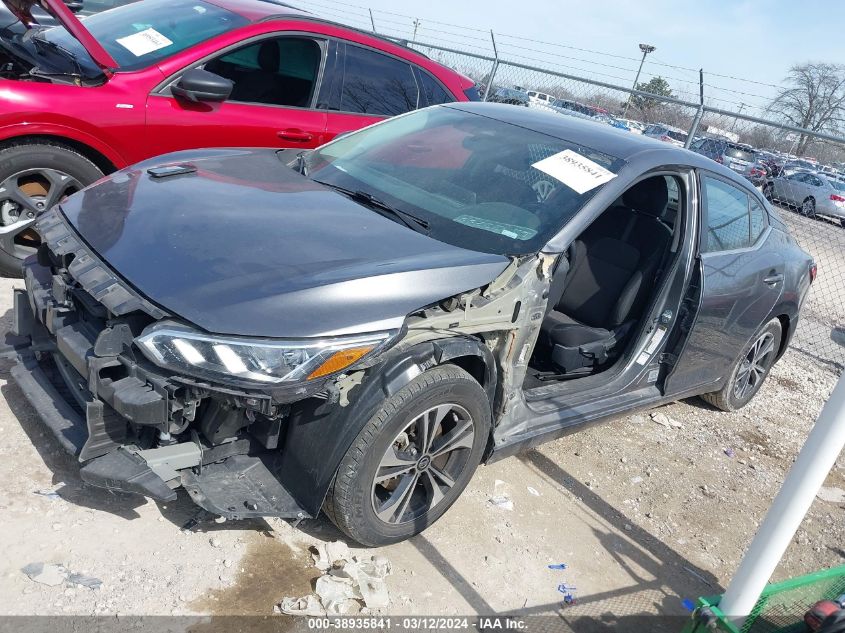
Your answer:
4,0 -> 118,72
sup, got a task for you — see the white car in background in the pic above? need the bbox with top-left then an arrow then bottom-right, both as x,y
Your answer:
619,118 -> 646,134
527,90 -> 556,110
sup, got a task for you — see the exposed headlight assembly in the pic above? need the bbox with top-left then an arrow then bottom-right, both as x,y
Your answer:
136,321 -> 395,387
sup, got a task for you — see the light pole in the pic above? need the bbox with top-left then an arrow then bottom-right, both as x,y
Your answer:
622,43 -> 655,119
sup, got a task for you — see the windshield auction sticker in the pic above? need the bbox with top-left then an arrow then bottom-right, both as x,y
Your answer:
116,28 -> 173,57
531,150 -> 616,194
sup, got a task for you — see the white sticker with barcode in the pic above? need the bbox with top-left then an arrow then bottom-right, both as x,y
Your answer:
531,149 -> 616,194
116,28 -> 173,57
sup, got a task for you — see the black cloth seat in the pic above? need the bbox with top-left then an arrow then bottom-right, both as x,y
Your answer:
541,177 -> 672,373
228,40 -> 286,105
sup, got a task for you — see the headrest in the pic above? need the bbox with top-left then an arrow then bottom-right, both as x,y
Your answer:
258,40 -> 280,73
622,177 -> 668,217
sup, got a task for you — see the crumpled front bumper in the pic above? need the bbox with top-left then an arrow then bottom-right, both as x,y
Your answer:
9,251 -> 308,520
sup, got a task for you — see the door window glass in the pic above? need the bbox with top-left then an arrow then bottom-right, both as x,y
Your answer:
749,198 -> 768,244
417,70 -> 454,106
204,37 -> 322,107
703,177 -> 754,252
341,45 -> 419,116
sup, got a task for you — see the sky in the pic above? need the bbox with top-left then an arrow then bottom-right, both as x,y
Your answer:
306,0 -> 845,118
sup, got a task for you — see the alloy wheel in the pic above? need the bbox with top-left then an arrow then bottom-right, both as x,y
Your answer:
0,168 -> 82,260
371,403 -> 476,525
733,332 -> 776,400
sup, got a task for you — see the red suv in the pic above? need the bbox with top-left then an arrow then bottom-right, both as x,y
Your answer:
0,0 -> 477,275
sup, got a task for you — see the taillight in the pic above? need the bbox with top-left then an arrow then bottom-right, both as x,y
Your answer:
831,194 -> 845,202
660,135 -> 671,142
750,168 -> 763,176
810,263 -> 818,283
715,156 -> 723,164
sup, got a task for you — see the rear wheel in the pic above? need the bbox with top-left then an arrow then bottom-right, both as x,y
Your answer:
0,143 -> 104,277
701,318 -> 782,412
799,197 -> 816,218
324,364 -> 490,546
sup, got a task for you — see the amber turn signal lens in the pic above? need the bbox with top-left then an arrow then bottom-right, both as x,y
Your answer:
307,346 -> 374,379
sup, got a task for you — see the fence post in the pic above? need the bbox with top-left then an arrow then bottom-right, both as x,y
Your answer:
684,69 -> 705,148
481,30 -> 499,102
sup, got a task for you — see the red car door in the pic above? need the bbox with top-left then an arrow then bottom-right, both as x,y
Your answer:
145,34 -> 329,154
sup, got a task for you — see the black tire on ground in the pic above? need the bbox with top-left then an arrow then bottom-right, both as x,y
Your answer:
0,143 -> 104,278
701,318 -> 783,412
324,364 -> 491,547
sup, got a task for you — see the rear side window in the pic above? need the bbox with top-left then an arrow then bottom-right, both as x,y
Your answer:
463,85 -> 481,101
417,70 -> 454,106
341,45 -> 419,116
702,177 -> 763,252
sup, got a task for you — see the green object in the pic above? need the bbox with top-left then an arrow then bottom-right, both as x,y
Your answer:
681,565 -> 845,633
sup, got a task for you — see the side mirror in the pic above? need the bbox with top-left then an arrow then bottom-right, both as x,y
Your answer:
171,69 -> 233,104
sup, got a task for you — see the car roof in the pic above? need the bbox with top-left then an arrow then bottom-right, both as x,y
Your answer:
202,0 -> 431,59
444,102 -> 753,185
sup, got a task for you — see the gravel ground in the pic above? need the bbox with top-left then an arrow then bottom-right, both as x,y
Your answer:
1,202 -> 844,621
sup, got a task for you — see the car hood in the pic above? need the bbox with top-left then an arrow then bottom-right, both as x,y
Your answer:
3,0 -> 118,71
57,148 -> 511,338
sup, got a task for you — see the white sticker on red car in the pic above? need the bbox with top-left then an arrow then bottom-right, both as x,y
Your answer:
531,149 -> 616,194
116,28 -> 173,57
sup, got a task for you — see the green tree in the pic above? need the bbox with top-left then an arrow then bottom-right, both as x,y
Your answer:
630,76 -> 674,112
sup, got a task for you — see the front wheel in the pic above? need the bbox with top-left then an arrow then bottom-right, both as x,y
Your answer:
324,364 -> 491,546
701,318 -> 782,412
0,143 -> 104,277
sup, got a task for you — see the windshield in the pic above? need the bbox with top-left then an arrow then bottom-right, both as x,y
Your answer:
831,179 -> 845,192
43,0 -> 249,73
303,106 -> 625,255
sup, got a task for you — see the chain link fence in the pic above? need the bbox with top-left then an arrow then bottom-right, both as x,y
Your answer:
407,38 -> 845,372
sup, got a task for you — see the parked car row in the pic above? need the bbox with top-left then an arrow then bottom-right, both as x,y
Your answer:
763,171 -> 845,225
0,0 -> 478,276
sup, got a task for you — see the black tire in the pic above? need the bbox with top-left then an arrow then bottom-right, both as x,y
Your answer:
0,143 -> 104,278
799,197 -> 816,218
324,364 -> 491,547
701,318 -> 782,412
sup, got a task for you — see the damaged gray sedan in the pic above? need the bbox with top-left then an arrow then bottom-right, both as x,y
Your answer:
10,103 -> 814,546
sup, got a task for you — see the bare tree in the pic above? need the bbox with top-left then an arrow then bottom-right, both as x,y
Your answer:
768,63 -> 845,156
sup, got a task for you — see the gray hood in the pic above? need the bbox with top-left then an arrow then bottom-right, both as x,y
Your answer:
58,149 -> 510,338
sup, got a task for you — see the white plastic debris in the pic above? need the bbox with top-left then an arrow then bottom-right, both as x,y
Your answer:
527,486 -> 540,496
279,594 -> 326,616
651,411 -> 683,428
21,563 -> 67,587
489,479 -> 514,511
816,486 -> 845,503
281,542 -> 392,616
311,540 -> 352,572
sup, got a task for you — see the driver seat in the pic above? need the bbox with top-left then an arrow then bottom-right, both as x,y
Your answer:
541,177 -> 671,374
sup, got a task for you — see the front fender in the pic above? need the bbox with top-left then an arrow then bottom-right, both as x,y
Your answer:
0,122 -> 126,168
275,336 -> 495,517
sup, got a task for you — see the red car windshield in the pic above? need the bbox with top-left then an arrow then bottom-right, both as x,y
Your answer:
43,0 -> 249,74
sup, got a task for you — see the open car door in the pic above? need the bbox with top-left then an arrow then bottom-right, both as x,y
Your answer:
4,0 -> 118,72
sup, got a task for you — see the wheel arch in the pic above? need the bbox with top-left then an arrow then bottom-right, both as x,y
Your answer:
0,132 -> 122,175
275,336 -> 496,517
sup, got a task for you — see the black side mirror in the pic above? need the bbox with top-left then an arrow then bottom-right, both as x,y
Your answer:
171,69 -> 233,103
